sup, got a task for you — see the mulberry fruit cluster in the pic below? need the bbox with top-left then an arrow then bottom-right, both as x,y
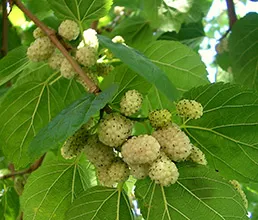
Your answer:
176,99 -> 203,119
58,20 -> 80,41
120,90 -> 143,116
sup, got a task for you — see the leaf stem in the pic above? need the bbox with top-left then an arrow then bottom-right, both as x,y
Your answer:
13,0 -> 100,94
1,0 -> 8,56
0,154 -> 45,180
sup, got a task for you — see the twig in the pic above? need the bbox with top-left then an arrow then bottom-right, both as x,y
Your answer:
225,0 -> 237,29
0,154 -> 45,180
13,0 -> 100,94
91,20 -> 99,31
1,0 -> 8,56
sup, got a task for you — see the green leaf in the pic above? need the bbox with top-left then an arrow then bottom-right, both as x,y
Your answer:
0,67 -> 64,168
29,85 -> 118,160
48,0 -> 112,24
27,0 -> 52,19
66,186 -> 134,220
182,83 -> 258,182
98,35 -> 179,102
136,164 -> 248,220
142,0 -> 193,32
229,12 -> 258,90
143,40 -> 208,93
21,158 -> 96,220
0,46 -> 29,86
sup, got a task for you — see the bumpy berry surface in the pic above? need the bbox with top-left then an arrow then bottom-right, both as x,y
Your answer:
95,63 -> 114,76
58,20 -> 79,41
188,145 -> 207,165
61,125 -> 88,159
120,90 -> 143,116
108,158 -> 130,182
176,99 -> 203,119
84,135 -> 115,168
79,28 -> 99,50
27,36 -> 54,62
48,52 -> 64,70
60,58 -> 77,79
33,27 -> 45,39
76,68 -> 98,91
229,180 -> 248,209
112,36 -> 125,44
129,163 -> 149,179
121,135 -> 160,165
98,113 -> 133,147
76,46 -> 97,67
96,168 -> 114,187
152,124 -> 192,162
149,109 -> 171,128
149,153 -> 179,186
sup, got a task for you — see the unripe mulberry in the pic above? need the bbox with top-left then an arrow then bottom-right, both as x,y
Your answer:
84,135 -> 115,168
76,69 -> 99,91
112,36 -> 125,44
188,145 -> 207,165
152,124 -> 192,162
96,168 -> 114,187
27,36 -> 54,62
149,153 -> 179,186
149,109 -> 171,128
108,158 -> 130,182
176,99 -> 203,119
95,63 -> 114,76
98,113 -> 133,147
229,180 -> 248,209
79,28 -> 99,50
76,46 -> 97,67
120,90 -> 143,116
33,27 -> 45,39
129,163 -> 149,179
48,51 -> 64,70
58,20 -> 79,41
60,58 -> 77,79
121,135 -> 160,165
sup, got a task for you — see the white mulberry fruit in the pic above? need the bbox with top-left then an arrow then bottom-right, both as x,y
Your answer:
33,27 -> 45,39
129,163 -> 149,179
121,135 -> 160,165
120,90 -> 143,116
149,109 -> 171,128
48,51 -> 64,70
76,68 -> 99,91
60,58 -> 77,79
84,135 -> 115,168
98,113 -> 133,147
229,180 -> 248,209
27,36 -> 54,62
96,168 -> 114,187
149,153 -> 179,186
188,145 -> 207,165
79,28 -> 99,50
108,158 -> 130,183
58,20 -> 79,41
152,124 -> 192,162
76,46 -> 97,67
176,99 -> 203,119
112,36 -> 125,44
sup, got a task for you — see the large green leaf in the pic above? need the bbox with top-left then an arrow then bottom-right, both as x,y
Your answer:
181,83 -> 258,182
229,13 -> 258,90
21,157 -> 96,220
142,0 -> 193,32
0,67 -> 63,168
66,186 -> 134,220
0,46 -> 29,86
143,40 -> 208,93
29,85 -> 118,160
136,164 -> 248,220
98,35 -> 179,102
48,0 -> 112,24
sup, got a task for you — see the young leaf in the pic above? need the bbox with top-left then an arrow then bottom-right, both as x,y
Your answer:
48,0 -> 112,24
98,35 -> 179,102
0,69 -> 64,168
66,186 -> 134,220
21,157 -> 96,220
136,164 -> 248,220
29,85 -> 118,160
0,46 -> 29,86
229,13 -> 258,90
182,83 -> 258,182
143,40 -> 208,92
